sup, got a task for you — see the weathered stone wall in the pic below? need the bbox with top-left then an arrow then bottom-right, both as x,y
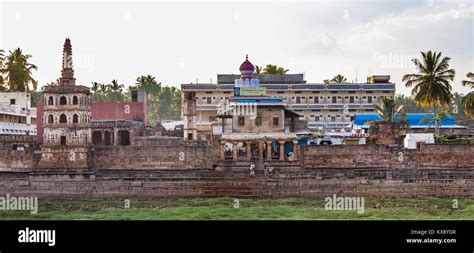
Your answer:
1,167 -> 473,199
0,135 -> 36,172
302,144 -> 474,169
91,138 -> 213,170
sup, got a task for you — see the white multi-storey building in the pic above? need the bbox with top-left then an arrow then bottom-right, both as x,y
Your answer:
181,56 -> 395,131
0,92 -> 37,135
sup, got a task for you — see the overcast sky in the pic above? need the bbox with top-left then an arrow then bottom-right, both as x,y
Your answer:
1,0 -> 473,95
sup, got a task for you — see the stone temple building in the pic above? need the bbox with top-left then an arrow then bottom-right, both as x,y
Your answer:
38,38 -> 92,169
214,56 -> 306,163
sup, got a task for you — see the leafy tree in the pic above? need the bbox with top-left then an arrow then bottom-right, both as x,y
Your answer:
330,74 -> 347,84
262,64 -> 289,75
1,48 -> 38,92
403,50 -> 455,137
461,72 -> 474,118
108,79 -> 125,101
136,75 -> 161,124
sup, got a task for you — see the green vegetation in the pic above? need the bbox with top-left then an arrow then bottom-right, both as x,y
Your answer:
324,74 -> 348,84
0,48 -> 38,92
1,197 -> 473,220
255,64 -> 289,75
403,50 -> 455,137
461,72 -> 474,119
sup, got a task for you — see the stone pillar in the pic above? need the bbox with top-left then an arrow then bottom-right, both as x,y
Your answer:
266,141 -> 272,161
279,141 -> 285,161
114,129 -> 118,146
220,141 -> 225,160
101,131 -> 105,146
232,142 -> 238,160
246,143 -> 252,161
258,141 -> 264,161
292,141 -> 297,161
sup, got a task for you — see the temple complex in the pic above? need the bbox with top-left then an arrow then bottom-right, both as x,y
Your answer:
38,39 -> 92,169
215,55 -> 304,162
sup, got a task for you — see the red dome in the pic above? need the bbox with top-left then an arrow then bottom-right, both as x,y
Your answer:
239,55 -> 254,72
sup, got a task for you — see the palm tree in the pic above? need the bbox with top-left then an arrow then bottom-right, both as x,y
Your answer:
330,74 -> 347,84
1,48 -> 38,92
91,82 -> 100,93
108,79 -> 125,101
461,72 -> 474,118
462,72 -> 474,88
99,83 -> 108,94
262,64 -> 289,75
136,75 -> 161,123
375,97 -> 403,121
255,65 -> 263,75
403,50 -> 455,137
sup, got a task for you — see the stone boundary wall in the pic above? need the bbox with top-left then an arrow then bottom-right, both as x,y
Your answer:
91,140 -> 213,170
0,135 -> 36,172
302,144 -> 474,169
1,168 -> 473,199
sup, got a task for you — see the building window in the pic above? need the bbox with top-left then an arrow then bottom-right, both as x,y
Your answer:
295,91 -> 302,94
273,116 -> 279,127
315,116 -> 320,121
238,116 -> 245,126
332,97 -> 337,103
10,99 -> 15,105
73,114 -> 79,123
296,97 -> 301,104
255,116 -> 262,127
73,96 -> 78,105
48,96 -> 54,105
209,116 -> 216,122
207,97 -> 212,104
60,96 -> 67,105
59,114 -> 67,124
48,114 -> 54,124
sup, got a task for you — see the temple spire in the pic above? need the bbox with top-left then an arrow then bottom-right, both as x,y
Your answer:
60,38 -> 75,85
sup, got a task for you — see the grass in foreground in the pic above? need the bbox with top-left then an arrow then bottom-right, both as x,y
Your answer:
1,197 -> 473,220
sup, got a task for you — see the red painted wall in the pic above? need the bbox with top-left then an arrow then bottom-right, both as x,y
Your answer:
91,102 -> 146,122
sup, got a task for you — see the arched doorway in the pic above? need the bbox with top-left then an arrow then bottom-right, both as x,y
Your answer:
104,131 -> 111,146
92,131 -> 102,145
48,114 -> 54,124
72,96 -> 78,105
59,114 -> 67,124
118,130 -> 130,146
73,114 -> 79,124
59,96 -> 67,105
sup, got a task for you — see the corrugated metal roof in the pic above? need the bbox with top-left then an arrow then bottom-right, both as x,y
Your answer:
354,113 -> 460,127
291,84 -> 325,90
361,84 -> 394,90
